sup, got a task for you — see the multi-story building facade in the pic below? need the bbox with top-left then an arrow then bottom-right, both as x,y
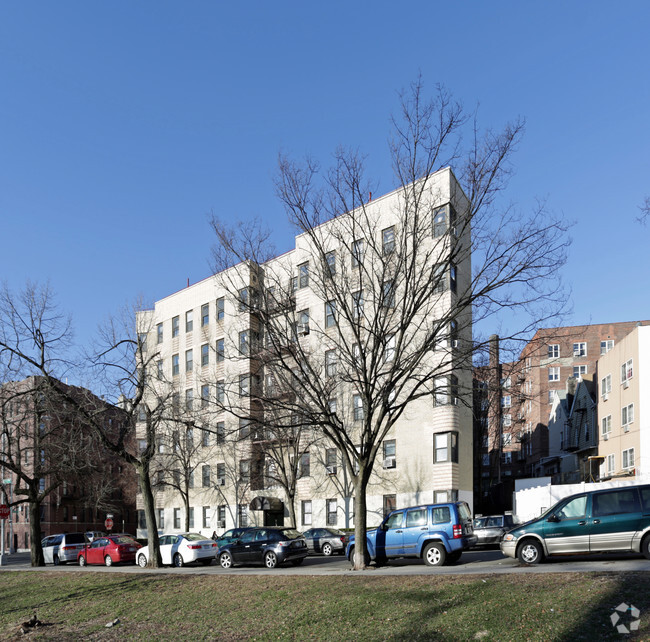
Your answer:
137,168 -> 474,536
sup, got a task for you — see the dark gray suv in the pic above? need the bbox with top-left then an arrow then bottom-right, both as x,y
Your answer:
218,527 -> 308,569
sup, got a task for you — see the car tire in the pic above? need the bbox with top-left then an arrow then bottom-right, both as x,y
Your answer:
322,543 -> 333,556
264,551 -> 278,569
137,554 -> 147,568
290,558 -> 304,566
348,546 -> 370,566
104,555 -> 113,567
447,551 -> 462,564
517,539 -> 544,565
219,551 -> 233,569
173,553 -> 184,568
641,535 -> 650,560
423,542 -> 446,567
79,555 -> 87,567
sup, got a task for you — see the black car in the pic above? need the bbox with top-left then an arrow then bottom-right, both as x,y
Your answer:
302,528 -> 348,556
218,527 -> 308,569
214,527 -> 253,553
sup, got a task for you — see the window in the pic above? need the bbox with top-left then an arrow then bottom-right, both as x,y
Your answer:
450,264 -> 457,294
172,316 -> 179,338
353,394 -> 364,421
382,226 -> 395,254
186,426 -> 194,449
502,432 -> 512,446
622,403 -> 634,430
352,290 -> 364,319
601,340 -> 614,355
238,288 -> 249,312
301,500 -> 312,526
502,452 -> 512,465
382,280 -> 395,308
216,338 -> 225,362
202,465 -> 211,487
216,380 -> 225,404
239,374 -> 249,397
157,323 -> 163,344
548,367 -> 560,382
216,297 -> 225,321
622,448 -> 635,470
157,509 -> 165,529
384,335 -> 395,363
201,343 -> 209,367
548,390 -> 556,405
174,508 -> 181,530
434,377 -> 448,406
201,303 -> 209,327
157,360 -> 163,379
502,414 -> 512,427
606,454 -> 615,475
383,494 -> 397,517
296,309 -> 310,336
325,301 -> 336,328
200,384 -> 210,409
298,262 -> 309,288
185,349 -> 193,372
203,506 -> 210,529
433,206 -> 450,237
573,342 -> 587,357
548,344 -> 559,358
621,359 -> 633,383
433,262 -> 446,293
328,398 -> 337,416
573,365 -> 587,377
202,427 -> 210,447
601,374 -> 612,396
351,239 -> 364,267
216,421 -> 225,445
324,251 -> 336,278
326,499 -> 337,526
172,393 -> 180,415
185,389 -> 193,411
383,439 -> 396,467
325,448 -> 337,474
239,330 -> 249,355
501,395 -> 511,408
601,415 -> 612,436
299,453 -> 310,478
239,418 -> 251,439
186,310 -> 193,333
188,507 -> 194,529
325,349 -> 337,377
434,431 -> 458,463
172,354 -> 179,376
239,460 -> 250,481
238,505 -> 249,527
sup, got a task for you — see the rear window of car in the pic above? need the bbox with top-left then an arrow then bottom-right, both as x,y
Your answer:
111,536 -> 137,545
279,529 -> 302,539
457,502 -> 472,520
183,533 -> 206,541
65,534 -> 86,544
474,518 -> 487,528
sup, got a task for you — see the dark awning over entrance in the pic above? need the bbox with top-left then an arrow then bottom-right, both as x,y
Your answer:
249,496 -> 284,511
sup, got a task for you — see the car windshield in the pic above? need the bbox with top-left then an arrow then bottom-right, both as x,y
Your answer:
279,529 -> 302,539
183,533 -> 207,541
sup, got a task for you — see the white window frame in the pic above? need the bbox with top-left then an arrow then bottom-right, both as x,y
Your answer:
601,415 -> 612,436
573,342 -> 587,357
600,340 -> 614,355
548,344 -> 559,358
601,374 -> 612,396
622,448 -> 635,470
548,367 -> 560,382
621,359 -> 633,384
621,403 -> 634,430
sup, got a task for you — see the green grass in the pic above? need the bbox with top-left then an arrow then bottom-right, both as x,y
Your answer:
0,571 -> 648,640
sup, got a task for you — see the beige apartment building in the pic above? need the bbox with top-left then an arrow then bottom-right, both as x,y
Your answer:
136,168 -> 473,537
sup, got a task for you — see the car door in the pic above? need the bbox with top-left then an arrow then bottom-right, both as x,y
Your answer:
159,535 -> 174,565
42,537 -> 54,564
229,529 -> 256,563
88,539 -> 106,564
381,510 -> 406,556
589,488 -> 643,552
302,529 -> 316,552
402,508 -> 428,556
543,494 -> 590,554
250,529 -> 270,562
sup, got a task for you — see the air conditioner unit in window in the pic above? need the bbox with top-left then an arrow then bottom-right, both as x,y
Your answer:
216,478 -> 225,486
623,380 -> 629,389
325,465 -> 337,475
603,434 -> 609,441
217,520 -> 226,529
297,324 -> 310,336
383,456 -> 396,469
624,425 -> 630,433
602,393 -> 609,401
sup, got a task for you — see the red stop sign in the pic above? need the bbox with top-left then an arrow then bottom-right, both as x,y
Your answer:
0,505 -> 9,519
104,517 -> 114,530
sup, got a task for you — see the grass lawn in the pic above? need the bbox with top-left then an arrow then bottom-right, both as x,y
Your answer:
0,571 -> 648,640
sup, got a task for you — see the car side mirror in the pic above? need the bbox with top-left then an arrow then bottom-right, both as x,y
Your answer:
546,514 -> 559,523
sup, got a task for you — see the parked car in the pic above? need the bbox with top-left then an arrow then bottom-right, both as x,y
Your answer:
346,501 -> 476,567
41,533 -> 88,565
214,527 -> 253,553
501,484 -> 650,564
218,527 -> 308,569
302,528 -> 349,556
78,535 -> 142,567
85,531 -> 107,543
136,533 -> 217,568
472,514 -> 518,547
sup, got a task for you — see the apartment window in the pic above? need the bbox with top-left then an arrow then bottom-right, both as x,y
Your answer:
501,395 -> 511,408
502,432 -> 512,446
216,338 -> 225,362
433,205 -> 453,238
548,344 -> 559,358
201,303 -> 209,327
601,415 -> 612,436
325,301 -> 336,328
239,418 -> 251,440
352,290 -> 364,319
383,439 -> 396,467
502,414 -> 512,427
434,377 -> 449,406
216,421 -> 225,445
601,340 -> 614,355
203,506 -> 210,529
239,460 -> 250,481
325,448 -> 337,474
174,508 -> 181,530
239,374 -> 249,397
382,280 -> 395,308
172,316 -> 179,338
157,323 -> 163,344
188,507 -> 194,529
621,403 -> 634,430
502,376 -> 511,389
202,427 -> 210,447
326,499 -> 337,526
172,354 -> 179,376
157,360 -> 163,379
238,504 -> 249,527
606,454 -> 615,476
186,426 -> 194,449
217,297 -> 225,321
186,310 -> 193,333
201,343 -> 209,367
137,406 -> 147,422
215,463 -> 226,484
157,509 -> 165,529
328,398 -> 337,416
572,342 -> 586,357
185,349 -> 193,372
502,452 -> 512,465
622,448 -> 635,470
239,330 -> 249,355
301,500 -> 312,526
548,367 -> 560,382
325,349 -> 337,377
434,431 -> 458,463
324,251 -> 336,278
352,239 -> 364,268
573,365 -> 587,377
353,394 -> 364,421
601,374 -> 612,396
382,226 -> 395,254
450,264 -> 457,294
299,452 -> 310,478
548,390 -> 557,405
621,359 -> 633,383
296,309 -> 310,336
172,393 -> 180,415
199,385 -> 209,410
216,380 -> 225,404
298,262 -> 309,288
238,288 -> 249,312
384,335 -> 395,363
383,494 -> 397,517
202,465 -> 211,487
185,389 -> 193,411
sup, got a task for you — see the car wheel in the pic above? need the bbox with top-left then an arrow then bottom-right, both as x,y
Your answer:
642,535 -> 650,561
219,551 -> 233,569
138,554 -> 147,568
322,543 -> 333,556
264,551 -> 278,569
173,553 -> 185,568
447,551 -> 462,564
290,558 -> 304,566
517,539 -> 544,565
348,546 -> 370,566
423,542 -> 446,567
79,556 -> 87,567
104,555 -> 113,567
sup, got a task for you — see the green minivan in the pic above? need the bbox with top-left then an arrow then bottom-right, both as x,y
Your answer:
501,484 -> 650,564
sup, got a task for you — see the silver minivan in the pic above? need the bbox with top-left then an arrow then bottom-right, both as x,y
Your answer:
41,533 -> 87,564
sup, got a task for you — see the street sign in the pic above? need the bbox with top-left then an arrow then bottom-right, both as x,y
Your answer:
2,479 -> 11,484
104,517 -> 114,530
0,505 -> 9,520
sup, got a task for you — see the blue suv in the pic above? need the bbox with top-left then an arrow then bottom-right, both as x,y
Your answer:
346,501 -> 476,566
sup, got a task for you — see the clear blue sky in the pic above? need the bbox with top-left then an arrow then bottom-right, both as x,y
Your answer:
2,2 -> 649,353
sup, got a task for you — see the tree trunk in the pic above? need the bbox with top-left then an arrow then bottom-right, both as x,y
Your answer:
29,499 -> 44,567
352,476 -> 369,570
138,463 -> 161,567
183,492 -> 191,532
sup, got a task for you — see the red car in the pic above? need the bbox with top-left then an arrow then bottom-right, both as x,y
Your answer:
78,535 -> 142,567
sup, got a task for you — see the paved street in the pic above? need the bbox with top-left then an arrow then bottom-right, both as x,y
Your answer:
1,548 -> 648,576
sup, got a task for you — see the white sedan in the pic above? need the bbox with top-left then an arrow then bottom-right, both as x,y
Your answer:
137,533 -> 217,568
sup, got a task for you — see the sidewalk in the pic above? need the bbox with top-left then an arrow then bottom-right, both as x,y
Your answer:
0,552 -> 32,567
